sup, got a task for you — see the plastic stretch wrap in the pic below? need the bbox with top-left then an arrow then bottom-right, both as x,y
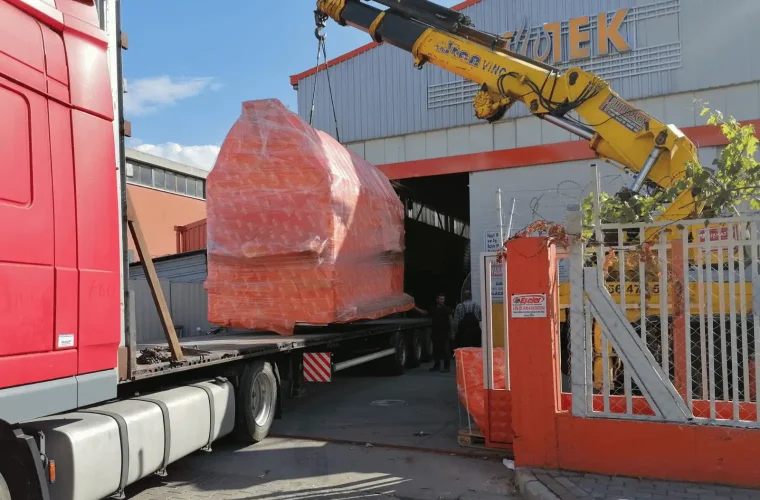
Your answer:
206,99 -> 414,335
455,347 -> 507,433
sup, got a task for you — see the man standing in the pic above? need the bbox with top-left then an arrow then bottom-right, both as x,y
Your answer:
415,292 -> 453,373
453,290 -> 482,348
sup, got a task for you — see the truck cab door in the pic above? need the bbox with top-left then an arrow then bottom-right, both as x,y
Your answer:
0,2 -> 75,389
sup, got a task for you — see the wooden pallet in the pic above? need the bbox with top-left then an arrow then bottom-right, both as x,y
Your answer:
457,428 -> 487,449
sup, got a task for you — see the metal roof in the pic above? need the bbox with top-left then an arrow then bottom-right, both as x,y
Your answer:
289,0 -> 484,87
126,148 -> 209,180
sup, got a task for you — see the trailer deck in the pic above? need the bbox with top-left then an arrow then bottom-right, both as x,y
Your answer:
128,317 -> 431,380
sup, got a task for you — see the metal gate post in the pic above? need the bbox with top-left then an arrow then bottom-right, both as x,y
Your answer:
478,252 -> 514,448
480,252 -> 500,391
566,204 -> 590,417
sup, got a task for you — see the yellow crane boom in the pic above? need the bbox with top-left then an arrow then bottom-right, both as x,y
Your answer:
315,0 -> 703,222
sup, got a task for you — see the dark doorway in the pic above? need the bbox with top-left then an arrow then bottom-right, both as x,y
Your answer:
393,173 -> 470,311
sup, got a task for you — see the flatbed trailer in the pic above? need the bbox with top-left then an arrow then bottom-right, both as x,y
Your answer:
128,318 -> 434,382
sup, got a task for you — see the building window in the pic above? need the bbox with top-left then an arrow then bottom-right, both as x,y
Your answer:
153,168 -> 165,190
176,175 -> 186,195
188,178 -> 198,197
125,160 -> 206,199
138,165 -> 152,186
165,171 -> 175,192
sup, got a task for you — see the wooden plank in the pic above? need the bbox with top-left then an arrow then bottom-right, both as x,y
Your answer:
126,190 -> 185,362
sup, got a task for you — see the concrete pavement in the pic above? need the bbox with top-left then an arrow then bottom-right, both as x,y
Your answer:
271,362 -> 477,454
125,437 -> 519,500
515,467 -> 760,500
125,362 -> 518,499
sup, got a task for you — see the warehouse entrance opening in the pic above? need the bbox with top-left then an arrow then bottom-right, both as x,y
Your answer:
395,173 -> 471,311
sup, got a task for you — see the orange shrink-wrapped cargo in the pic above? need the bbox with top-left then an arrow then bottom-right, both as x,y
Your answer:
205,99 -> 415,335
455,347 -> 507,433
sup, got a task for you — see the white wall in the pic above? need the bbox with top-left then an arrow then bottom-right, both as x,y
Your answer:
346,83 -> 760,166
467,146 -> 723,306
469,160 -> 625,305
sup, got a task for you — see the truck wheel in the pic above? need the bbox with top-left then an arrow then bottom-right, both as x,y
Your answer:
420,329 -> 433,363
406,331 -> 422,368
0,473 -> 10,500
235,360 -> 278,444
387,332 -> 408,376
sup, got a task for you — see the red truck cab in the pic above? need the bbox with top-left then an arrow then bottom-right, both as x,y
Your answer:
0,0 -> 120,425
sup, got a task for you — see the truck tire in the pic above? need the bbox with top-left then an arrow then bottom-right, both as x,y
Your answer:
0,473 -> 10,500
235,360 -> 278,444
406,330 -> 423,368
420,329 -> 434,363
387,332 -> 408,376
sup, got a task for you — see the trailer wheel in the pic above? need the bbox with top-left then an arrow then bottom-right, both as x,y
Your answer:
406,331 -> 422,368
420,329 -> 434,363
387,332 -> 408,376
0,473 -> 10,500
236,360 -> 278,444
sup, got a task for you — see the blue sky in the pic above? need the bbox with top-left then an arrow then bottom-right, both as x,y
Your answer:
121,0 -> 460,169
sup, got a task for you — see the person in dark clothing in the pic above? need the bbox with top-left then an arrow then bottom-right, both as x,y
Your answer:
415,292 -> 453,373
453,290 -> 482,348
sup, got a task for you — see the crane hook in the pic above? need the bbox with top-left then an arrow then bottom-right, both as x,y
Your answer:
314,10 -> 328,41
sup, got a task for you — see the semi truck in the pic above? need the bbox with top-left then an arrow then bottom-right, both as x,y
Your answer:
0,1 -> 434,499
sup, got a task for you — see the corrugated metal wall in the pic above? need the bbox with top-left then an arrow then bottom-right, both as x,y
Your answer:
129,251 -> 207,283
130,280 -> 214,343
297,0 -> 760,144
129,251 -> 213,343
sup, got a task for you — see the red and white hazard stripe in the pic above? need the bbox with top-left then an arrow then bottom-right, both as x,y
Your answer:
303,352 -> 332,382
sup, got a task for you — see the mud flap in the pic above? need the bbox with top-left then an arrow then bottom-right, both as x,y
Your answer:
0,421 -> 50,500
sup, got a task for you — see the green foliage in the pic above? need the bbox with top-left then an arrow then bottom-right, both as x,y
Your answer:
582,105 -> 759,238
697,108 -> 760,214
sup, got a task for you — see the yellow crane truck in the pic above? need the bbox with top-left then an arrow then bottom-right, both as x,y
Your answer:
314,0 -> 756,400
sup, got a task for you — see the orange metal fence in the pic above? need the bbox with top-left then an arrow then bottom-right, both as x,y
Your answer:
505,237 -> 760,489
175,218 -> 207,253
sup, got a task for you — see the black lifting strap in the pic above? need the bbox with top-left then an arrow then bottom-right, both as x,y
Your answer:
190,383 -> 216,451
79,409 -> 129,500
132,396 -> 172,476
310,11 -> 341,143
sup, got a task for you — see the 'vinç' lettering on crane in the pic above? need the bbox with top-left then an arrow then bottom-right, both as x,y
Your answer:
482,60 -> 507,76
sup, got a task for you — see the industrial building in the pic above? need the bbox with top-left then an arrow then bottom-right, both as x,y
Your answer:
125,148 -> 208,261
291,0 -> 760,333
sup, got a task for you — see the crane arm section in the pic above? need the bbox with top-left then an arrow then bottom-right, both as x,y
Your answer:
315,0 -> 703,221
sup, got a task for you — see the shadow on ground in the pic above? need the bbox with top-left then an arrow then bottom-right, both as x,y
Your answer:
125,437 -> 517,500
125,360 -> 516,499
272,359 -> 487,455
